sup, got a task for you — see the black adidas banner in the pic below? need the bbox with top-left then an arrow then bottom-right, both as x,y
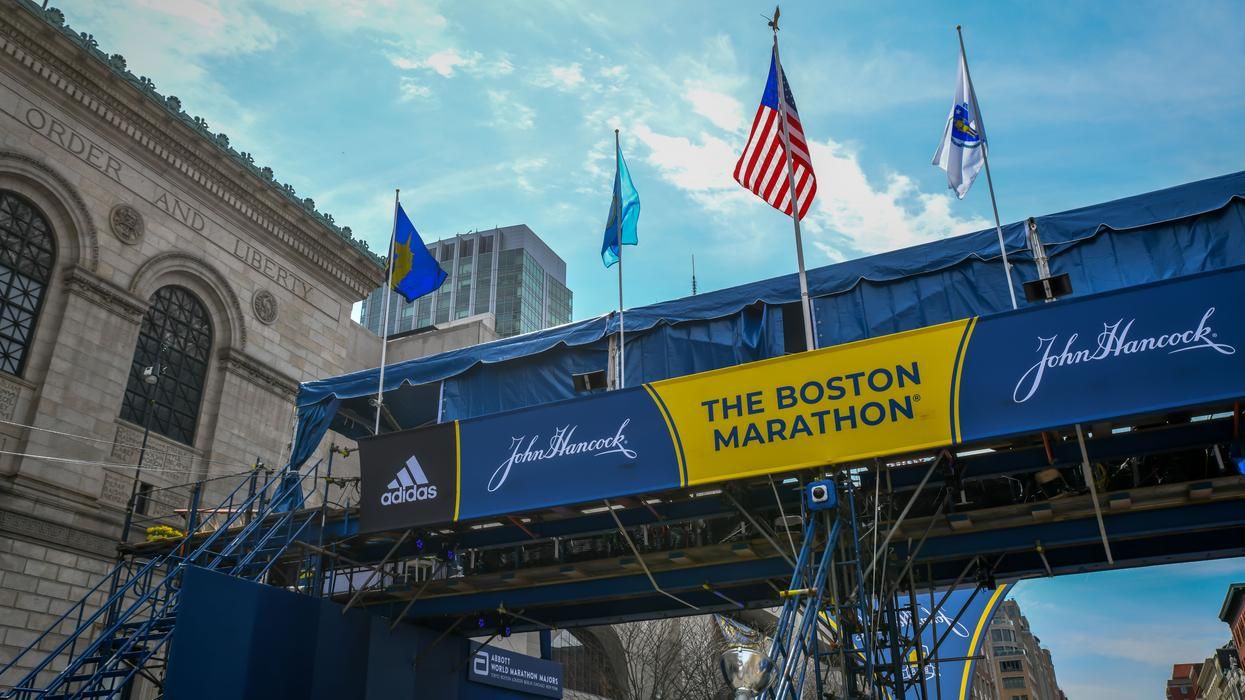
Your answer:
358,422 -> 458,532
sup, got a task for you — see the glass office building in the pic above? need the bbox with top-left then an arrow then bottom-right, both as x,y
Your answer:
360,224 -> 572,338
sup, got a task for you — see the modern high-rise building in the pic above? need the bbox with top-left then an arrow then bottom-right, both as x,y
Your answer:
978,599 -> 1068,700
360,224 -> 572,339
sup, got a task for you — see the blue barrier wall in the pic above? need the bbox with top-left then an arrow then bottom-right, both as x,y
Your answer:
164,567 -> 537,700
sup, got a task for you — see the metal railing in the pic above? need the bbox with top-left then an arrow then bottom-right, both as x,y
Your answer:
0,460 -> 321,699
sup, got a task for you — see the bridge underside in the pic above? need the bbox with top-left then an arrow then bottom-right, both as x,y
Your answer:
303,404 -> 1244,633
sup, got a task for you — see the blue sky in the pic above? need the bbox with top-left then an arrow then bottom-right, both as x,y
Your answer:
57,1 -> 1245,696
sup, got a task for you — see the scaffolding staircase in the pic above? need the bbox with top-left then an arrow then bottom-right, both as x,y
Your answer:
0,461 -> 323,700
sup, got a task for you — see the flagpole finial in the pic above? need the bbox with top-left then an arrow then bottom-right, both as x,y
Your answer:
767,5 -> 780,31
956,24 -> 961,30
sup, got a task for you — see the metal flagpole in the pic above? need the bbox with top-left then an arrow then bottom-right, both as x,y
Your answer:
615,129 -> 626,389
770,14 -> 817,350
957,25 -> 1018,310
374,189 -> 399,434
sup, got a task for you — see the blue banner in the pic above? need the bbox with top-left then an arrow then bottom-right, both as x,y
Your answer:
959,266 -> 1245,441
468,642 -> 563,698
833,585 -> 1010,699
356,266 -> 1245,532
456,387 -> 680,521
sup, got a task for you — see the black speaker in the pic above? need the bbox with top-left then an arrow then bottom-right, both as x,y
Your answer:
1023,273 -> 1073,303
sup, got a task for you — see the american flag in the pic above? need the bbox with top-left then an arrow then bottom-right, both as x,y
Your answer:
733,46 -> 817,221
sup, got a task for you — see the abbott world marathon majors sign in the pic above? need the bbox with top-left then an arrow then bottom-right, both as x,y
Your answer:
358,265 -> 1245,532
468,643 -> 563,698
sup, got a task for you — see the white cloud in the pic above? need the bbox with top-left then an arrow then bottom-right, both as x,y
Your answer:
533,63 -> 585,90
490,56 -> 516,76
512,157 -> 548,192
421,48 -> 482,77
388,49 -> 513,85
685,86 -> 745,132
803,139 -> 990,258
269,0 -> 448,38
487,91 -> 535,130
600,65 -> 627,80
397,78 -> 432,102
632,125 -> 739,199
631,122 -> 987,262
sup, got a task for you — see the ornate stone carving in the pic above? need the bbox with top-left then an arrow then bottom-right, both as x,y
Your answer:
252,289 -> 278,325
109,203 -> 144,244
63,266 -> 147,322
110,423 -> 195,479
0,378 -> 18,421
98,469 -> 130,506
218,348 -> 299,400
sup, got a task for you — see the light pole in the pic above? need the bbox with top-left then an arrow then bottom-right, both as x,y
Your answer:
120,335 -> 169,542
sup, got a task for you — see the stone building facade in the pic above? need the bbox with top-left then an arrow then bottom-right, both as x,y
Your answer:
0,0 -> 398,681
980,599 -> 1066,700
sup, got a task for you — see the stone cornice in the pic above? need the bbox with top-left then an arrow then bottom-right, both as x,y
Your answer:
217,347 -> 300,400
63,264 -> 147,321
0,0 -> 385,300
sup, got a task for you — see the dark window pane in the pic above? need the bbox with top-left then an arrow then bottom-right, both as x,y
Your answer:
119,286 -> 213,446
0,191 -> 56,376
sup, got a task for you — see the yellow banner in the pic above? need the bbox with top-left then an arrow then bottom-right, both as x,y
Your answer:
648,318 -> 974,486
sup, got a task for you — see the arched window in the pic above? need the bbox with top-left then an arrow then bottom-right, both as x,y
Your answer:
0,190 -> 57,376
120,286 -> 213,446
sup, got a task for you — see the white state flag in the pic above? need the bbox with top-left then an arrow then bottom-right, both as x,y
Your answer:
932,51 -> 986,199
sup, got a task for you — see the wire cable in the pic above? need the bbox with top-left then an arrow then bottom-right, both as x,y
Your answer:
0,417 -> 284,471
0,448 -> 245,478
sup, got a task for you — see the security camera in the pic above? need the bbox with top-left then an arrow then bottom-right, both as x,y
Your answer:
806,480 -> 837,511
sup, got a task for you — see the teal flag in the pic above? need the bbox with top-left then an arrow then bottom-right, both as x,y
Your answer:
601,139 -> 640,268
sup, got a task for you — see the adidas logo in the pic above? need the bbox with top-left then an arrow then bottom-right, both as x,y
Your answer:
381,456 -> 438,506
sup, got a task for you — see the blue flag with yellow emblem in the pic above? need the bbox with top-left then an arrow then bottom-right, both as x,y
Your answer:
601,139 -> 640,268
390,203 -> 446,303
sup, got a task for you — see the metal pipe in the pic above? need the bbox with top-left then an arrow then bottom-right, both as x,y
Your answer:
1075,424 -> 1115,564
928,585 -> 981,660
908,557 -> 977,644
768,475 -> 800,562
342,529 -> 411,613
604,499 -> 699,611
390,561 -> 443,631
724,491 -> 796,569
860,452 -> 944,587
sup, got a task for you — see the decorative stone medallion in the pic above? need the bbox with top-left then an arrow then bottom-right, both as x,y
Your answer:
252,289 -> 279,325
109,203 -> 144,244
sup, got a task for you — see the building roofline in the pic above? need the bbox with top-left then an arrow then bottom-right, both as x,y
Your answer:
1219,582 -> 1245,623
5,0 -> 385,295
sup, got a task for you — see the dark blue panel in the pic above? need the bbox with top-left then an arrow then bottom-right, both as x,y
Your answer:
959,266 -> 1245,441
626,303 -> 779,384
166,567 -> 533,700
457,386 -> 679,520
442,342 -> 609,421
311,603 -> 370,700
165,567 -> 342,700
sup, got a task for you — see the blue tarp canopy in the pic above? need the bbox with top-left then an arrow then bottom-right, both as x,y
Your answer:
286,170 -> 1245,471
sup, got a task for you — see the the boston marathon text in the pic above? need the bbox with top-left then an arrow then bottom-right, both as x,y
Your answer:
702,363 -> 921,450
